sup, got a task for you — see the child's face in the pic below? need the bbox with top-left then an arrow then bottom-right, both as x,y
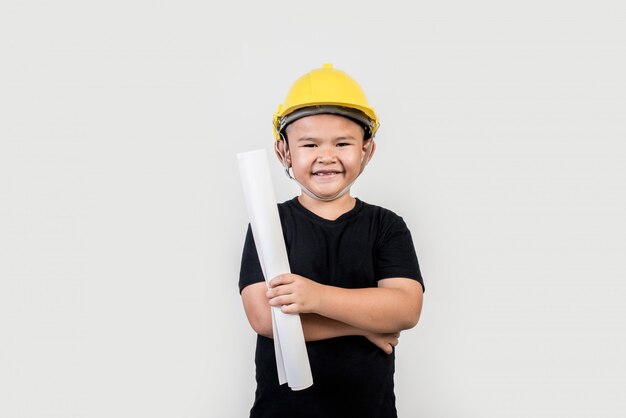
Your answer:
282,114 -> 373,201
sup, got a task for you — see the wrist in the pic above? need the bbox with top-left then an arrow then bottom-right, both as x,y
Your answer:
315,282 -> 328,314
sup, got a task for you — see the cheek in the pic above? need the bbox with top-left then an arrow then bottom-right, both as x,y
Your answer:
343,150 -> 364,166
289,154 -> 310,171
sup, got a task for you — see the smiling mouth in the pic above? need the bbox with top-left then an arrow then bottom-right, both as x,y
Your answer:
313,170 -> 342,176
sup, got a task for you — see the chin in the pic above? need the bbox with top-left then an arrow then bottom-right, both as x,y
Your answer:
317,188 -> 348,199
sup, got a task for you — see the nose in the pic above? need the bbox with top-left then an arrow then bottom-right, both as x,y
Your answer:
316,144 -> 337,163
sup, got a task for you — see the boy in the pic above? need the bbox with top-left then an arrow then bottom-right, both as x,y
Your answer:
239,64 -> 424,417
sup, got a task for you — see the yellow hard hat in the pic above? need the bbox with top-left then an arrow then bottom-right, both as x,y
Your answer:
273,63 -> 380,141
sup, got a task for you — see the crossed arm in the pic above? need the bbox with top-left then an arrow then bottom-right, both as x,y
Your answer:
241,274 -> 423,354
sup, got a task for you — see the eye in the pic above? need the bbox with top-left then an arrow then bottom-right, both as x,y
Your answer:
301,143 -> 317,148
336,142 -> 352,147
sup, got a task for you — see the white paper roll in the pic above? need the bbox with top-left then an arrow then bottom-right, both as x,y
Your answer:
237,149 -> 313,391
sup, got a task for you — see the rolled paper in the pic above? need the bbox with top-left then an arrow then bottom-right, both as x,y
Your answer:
237,149 -> 313,391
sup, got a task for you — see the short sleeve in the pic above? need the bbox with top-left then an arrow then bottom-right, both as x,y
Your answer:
374,214 -> 425,292
238,224 -> 265,293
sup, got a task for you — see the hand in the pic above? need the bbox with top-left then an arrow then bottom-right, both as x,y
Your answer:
266,274 -> 324,314
365,331 -> 400,354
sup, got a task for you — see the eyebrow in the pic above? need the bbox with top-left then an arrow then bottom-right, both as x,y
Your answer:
296,135 -> 357,142
297,136 -> 318,142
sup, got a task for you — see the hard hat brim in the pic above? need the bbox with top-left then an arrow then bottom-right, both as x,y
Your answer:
278,105 -> 375,140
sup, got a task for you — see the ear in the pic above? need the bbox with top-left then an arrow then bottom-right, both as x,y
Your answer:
274,140 -> 291,167
363,140 -> 376,163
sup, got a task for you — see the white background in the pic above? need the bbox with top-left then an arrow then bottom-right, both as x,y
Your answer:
1,0 -> 625,417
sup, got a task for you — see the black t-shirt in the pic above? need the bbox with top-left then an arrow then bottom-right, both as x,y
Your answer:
239,197 -> 424,418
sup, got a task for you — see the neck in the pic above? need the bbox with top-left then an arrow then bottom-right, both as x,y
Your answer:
298,192 -> 356,221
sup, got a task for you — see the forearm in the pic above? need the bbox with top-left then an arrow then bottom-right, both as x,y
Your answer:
267,312 -> 399,354
265,275 -> 424,340
268,275 -> 423,333
315,281 -> 422,334
250,310 -> 366,341
243,283 -> 367,340
300,313 -> 365,341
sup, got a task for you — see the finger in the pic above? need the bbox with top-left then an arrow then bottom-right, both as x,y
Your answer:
268,295 -> 294,307
269,274 -> 292,288
266,286 -> 288,297
281,304 -> 300,314
268,276 -> 282,288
